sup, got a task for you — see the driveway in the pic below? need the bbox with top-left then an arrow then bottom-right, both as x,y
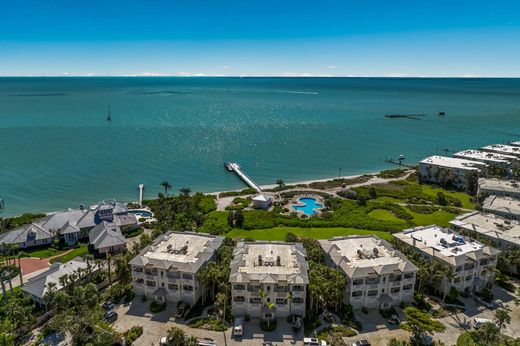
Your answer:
112,297 -> 305,345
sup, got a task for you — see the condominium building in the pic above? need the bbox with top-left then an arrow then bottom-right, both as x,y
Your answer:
229,241 -> 309,319
453,150 -> 515,169
394,226 -> 500,294
450,211 -> 520,251
129,231 -> 224,305
319,235 -> 417,310
482,195 -> 520,220
511,141 -> 520,148
419,156 -> 485,188
482,144 -> 520,158
478,178 -> 520,199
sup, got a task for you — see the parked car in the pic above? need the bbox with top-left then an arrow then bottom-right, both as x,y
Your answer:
290,316 -> 302,330
161,337 -> 216,346
101,301 -> 115,310
352,340 -> 371,346
174,302 -> 190,319
304,338 -> 327,346
233,318 -> 244,338
103,311 -> 118,323
387,315 -> 400,324
472,318 -> 497,329
475,296 -> 495,308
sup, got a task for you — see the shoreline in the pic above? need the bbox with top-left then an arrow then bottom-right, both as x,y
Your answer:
5,171 -> 384,218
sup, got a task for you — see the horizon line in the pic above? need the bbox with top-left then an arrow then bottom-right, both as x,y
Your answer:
1,75 -> 519,78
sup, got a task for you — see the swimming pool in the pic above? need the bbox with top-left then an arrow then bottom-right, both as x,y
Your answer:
292,197 -> 323,216
128,209 -> 153,218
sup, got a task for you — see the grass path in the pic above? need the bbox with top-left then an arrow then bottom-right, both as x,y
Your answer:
227,227 -> 393,241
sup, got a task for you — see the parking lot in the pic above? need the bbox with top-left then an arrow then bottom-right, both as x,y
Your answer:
112,297 -> 307,345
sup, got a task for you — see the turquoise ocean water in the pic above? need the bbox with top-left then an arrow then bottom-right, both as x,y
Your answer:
1,77 -> 519,216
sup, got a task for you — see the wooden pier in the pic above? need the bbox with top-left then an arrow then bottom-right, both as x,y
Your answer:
225,162 -> 262,192
385,158 -> 414,168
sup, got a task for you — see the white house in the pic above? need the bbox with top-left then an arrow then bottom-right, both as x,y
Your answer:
319,235 -> 417,310
252,194 -> 273,210
482,195 -> 520,220
394,225 -> 500,295
419,156 -> 484,188
453,150 -> 514,169
129,231 -> 223,306
478,178 -> 520,199
229,241 -> 309,319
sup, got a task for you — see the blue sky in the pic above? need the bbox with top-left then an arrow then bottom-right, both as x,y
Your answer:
1,0 -> 519,77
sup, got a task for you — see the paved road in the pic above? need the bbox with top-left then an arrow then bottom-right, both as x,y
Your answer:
113,297 -> 305,346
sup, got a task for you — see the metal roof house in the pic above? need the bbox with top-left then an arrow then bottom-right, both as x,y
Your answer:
88,221 -> 127,256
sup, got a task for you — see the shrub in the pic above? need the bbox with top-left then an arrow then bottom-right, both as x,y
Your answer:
123,326 -> 143,345
150,301 -> 167,313
378,169 -> 408,179
103,283 -> 134,304
260,319 -> 277,332
188,317 -> 227,331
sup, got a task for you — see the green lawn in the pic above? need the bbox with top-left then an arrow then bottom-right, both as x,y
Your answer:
226,227 -> 393,241
404,207 -> 460,227
367,209 -> 404,223
420,185 -> 474,209
50,245 -> 89,264
26,247 -> 67,258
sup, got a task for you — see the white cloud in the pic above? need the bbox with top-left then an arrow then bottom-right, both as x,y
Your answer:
178,72 -> 207,77
281,72 -> 333,77
221,65 -> 231,69
328,65 -> 337,69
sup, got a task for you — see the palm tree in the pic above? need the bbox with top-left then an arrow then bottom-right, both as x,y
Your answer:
106,254 -> 113,285
43,282 -> 58,311
265,302 -> 276,327
167,326 -> 186,345
276,179 -> 285,189
287,291 -> 293,317
442,266 -> 456,303
160,181 -> 172,195
113,254 -> 130,284
495,309 -> 511,332
179,187 -> 191,197
16,251 -> 28,286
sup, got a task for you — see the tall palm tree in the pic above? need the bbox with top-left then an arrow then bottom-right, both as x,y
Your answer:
276,179 -> 285,189
16,251 -> 28,286
113,254 -> 130,284
43,282 -> 58,311
179,187 -> 191,197
160,181 -> 172,195
495,309 -> 511,332
287,291 -> 293,317
442,266 -> 456,303
106,254 -> 113,285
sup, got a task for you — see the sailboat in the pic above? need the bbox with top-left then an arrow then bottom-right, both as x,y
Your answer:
106,106 -> 112,122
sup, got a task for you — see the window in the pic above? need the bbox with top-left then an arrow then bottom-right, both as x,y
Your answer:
249,284 -> 261,292
182,273 -> 193,280
183,285 -> 194,291
390,287 -> 400,293
167,272 -> 180,279
168,284 -> 178,290
233,284 -> 245,291
134,278 -> 144,284
276,298 -> 287,305
249,297 -> 262,304
366,278 -> 379,284
133,266 -> 143,273
293,297 -> 304,304
352,279 -> 364,286
403,284 -> 413,290
367,290 -> 378,296
404,272 -> 414,279
234,296 -> 245,302
352,291 -> 363,297
455,266 -> 462,272
292,285 -> 304,291
274,284 -> 288,292
146,280 -> 156,287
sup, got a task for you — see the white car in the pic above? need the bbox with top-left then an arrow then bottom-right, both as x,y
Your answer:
303,338 -> 327,346
472,318 -> 497,329
352,341 -> 371,346
233,318 -> 244,337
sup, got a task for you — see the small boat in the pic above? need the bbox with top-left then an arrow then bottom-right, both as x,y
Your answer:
224,162 -> 233,171
399,154 -> 405,160
106,106 -> 112,122
438,111 -> 445,116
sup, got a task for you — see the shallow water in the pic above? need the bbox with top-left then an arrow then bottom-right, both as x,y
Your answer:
0,77 -> 519,215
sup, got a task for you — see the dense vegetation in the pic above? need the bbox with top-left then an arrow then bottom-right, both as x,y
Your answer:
0,213 -> 46,232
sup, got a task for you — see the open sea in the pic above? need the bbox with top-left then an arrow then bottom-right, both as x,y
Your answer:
1,77 -> 519,216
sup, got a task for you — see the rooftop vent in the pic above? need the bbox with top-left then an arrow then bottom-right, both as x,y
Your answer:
357,249 -> 363,259
258,255 -> 263,266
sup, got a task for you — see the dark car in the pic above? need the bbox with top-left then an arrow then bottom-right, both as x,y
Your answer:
104,311 -> 118,323
352,340 -> 371,346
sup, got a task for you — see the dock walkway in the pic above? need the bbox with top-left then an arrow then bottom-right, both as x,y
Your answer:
227,162 -> 262,192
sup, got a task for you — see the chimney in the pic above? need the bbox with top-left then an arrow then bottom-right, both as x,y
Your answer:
276,256 -> 281,266
258,255 -> 263,266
